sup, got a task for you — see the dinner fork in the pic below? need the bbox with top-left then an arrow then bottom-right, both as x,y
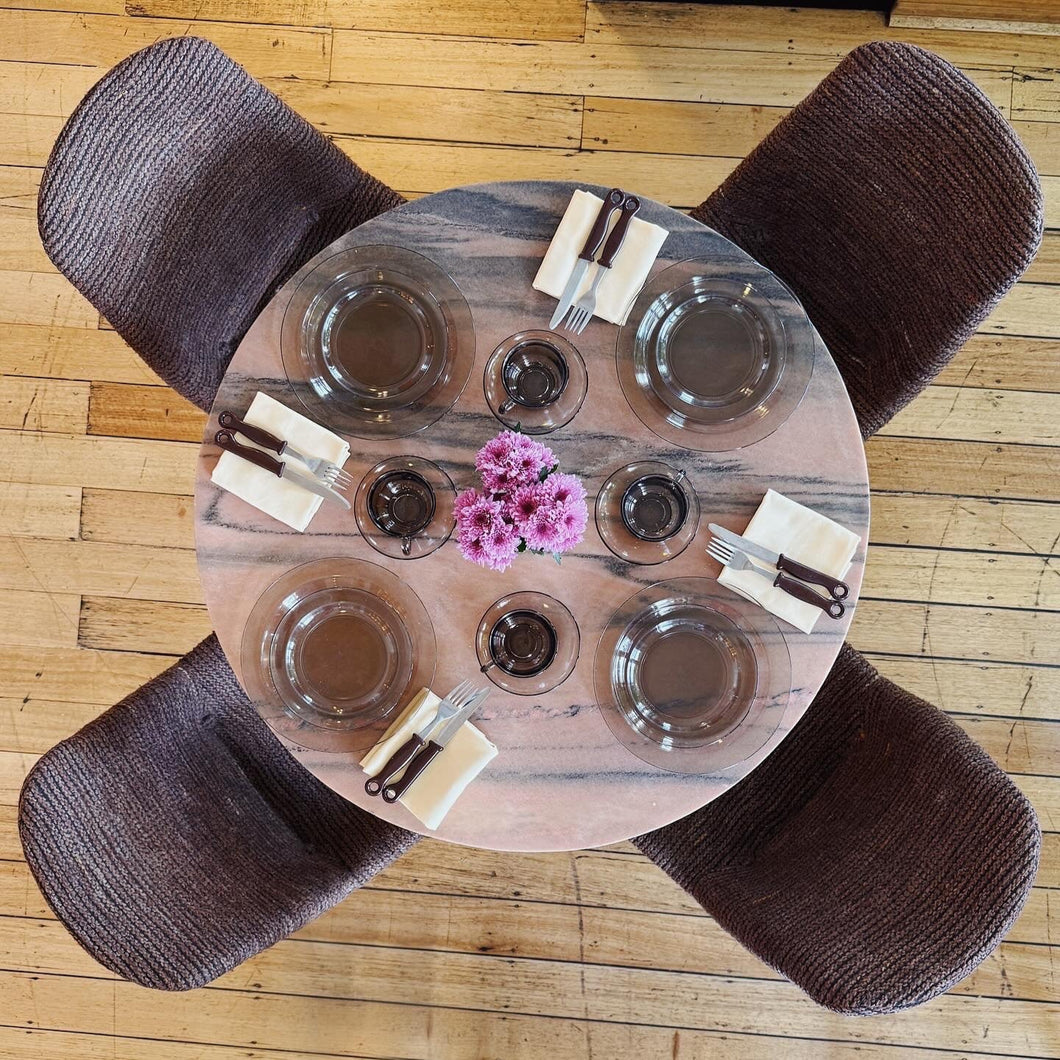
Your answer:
218,409 -> 353,491
707,539 -> 845,619
562,193 -> 641,335
364,679 -> 482,796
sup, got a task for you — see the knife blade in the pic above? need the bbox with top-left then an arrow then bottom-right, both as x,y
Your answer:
215,429 -> 351,510
381,690 -> 490,803
708,523 -> 849,601
548,187 -> 625,329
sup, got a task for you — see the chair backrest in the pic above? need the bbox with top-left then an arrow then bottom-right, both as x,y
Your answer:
693,41 -> 1043,438
38,36 -> 404,411
19,636 -> 418,990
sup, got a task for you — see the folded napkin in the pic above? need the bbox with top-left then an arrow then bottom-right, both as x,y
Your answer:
210,391 -> 349,532
533,189 -> 669,326
718,489 -> 861,634
360,688 -> 498,830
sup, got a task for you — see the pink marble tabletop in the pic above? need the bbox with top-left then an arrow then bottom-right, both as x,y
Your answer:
194,180 -> 869,853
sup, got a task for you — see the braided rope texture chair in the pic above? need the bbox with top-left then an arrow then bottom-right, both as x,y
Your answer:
636,41 -> 1043,1014
22,37 -> 418,990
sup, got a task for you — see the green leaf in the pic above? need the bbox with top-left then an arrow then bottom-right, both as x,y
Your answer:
552,552 -> 562,565
516,540 -> 528,553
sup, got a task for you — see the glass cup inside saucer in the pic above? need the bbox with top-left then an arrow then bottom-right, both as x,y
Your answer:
476,591 -> 579,695
355,456 -> 456,560
596,461 -> 700,565
616,262 -> 815,451
241,558 -> 436,752
594,579 -> 790,773
281,245 -> 474,439
484,330 -> 587,435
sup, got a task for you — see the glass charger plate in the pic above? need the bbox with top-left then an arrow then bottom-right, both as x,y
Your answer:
616,261 -> 815,451
241,558 -> 436,753
281,245 -> 475,439
594,578 -> 791,774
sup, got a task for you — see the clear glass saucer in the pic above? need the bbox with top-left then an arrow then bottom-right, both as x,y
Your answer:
617,262 -> 815,451
241,558 -> 436,752
595,461 -> 700,565
594,578 -> 790,773
476,592 -> 580,696
281,245 -> 474,439
484,330 -> 587,435
355,456 -> 456,560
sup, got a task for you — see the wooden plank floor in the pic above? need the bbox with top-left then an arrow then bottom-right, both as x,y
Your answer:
1,2 -> 1058,1057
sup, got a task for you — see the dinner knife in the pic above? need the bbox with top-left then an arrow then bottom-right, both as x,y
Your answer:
215,430 -> 351,510
381,692 -> 489,803
218,409 -> 320,469
549,187 -> 625,330
708,523 -> 849,600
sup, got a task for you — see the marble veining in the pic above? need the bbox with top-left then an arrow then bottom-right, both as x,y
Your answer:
194,180 -> 870,852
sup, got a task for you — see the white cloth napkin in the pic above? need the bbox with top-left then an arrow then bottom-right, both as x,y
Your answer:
717,489 -> 861,634
210,392 -> 350,532
360,687 -> 498,830
533,189 -> 669,326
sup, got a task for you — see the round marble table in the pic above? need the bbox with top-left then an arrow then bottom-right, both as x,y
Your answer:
194,180 -> 870,852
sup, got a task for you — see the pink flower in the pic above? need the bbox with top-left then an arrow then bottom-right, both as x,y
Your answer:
546,472 -> 586,507
475,430 -> 555,495
509,483 -> 544,527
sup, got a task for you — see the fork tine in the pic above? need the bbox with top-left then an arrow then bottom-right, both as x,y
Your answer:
708,537 -> 734,557
706,544 -> 731,565
574,309 -> 591,335
570,307 -> 587,333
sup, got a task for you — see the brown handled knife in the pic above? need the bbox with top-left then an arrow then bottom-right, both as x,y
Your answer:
708,523 -> 850,601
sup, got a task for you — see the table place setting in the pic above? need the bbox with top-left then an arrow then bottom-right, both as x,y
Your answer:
195,179 -> 870,851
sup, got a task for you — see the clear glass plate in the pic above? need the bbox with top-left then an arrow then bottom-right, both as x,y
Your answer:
594,578 -> 790,773
241,558 -> 436,752
281,245 -> 475,439
617,263 -> 815,451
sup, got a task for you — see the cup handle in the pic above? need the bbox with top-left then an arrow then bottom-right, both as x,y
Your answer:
401,536 -> 412,557
498,398 -> 516,414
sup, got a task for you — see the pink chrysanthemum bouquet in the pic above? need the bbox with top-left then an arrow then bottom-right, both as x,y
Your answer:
455,430 -> 588,572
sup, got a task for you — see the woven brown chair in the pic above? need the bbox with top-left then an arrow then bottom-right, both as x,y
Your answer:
693,40 -> 1043,438
636,41 -> 1043,1014
23,38 -> 417,990
37,35 -> 404,411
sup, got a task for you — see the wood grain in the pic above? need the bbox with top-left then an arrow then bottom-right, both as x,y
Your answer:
891,0 -> 1060,37
2,3 -> 1057,1057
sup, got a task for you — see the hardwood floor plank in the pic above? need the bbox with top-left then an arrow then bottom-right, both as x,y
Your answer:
132,0 -> 587,42
1014,117 -> 1060,175
980,282 -> 1060,339
338,137 -> 737,208
0,323 -> 158,386
0,430 -> 196,493
936,334 -> 1060,392
0,539 -> 202,604
849,599 -> 1058,666
0,699 -> 103,753
77,596 -> 209,654
0,112 -> 62,167
88,382 -> 204,442
80,488 -> 194,549
861,546 -> 1060,609
0,168 -> 46,274
270,79 -> 581,148
0,60 -> 101,116
586,2 -> 1060,69
0,483 -> 79,540
868,494 -> 1060,554
0,1025 -> 374,1060
0,10 -> 331,80
868,655 -> 1060,720
0,272 -> 96,329
0,589 -> 79,649
330,33 -> 843,108
0,644 -> 168,705
0,377 -> 88,434
891,0 -> 1060,38
878,385 -> 1060,443
865,437 -> 1060,501
1013,69 -> 1060,121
